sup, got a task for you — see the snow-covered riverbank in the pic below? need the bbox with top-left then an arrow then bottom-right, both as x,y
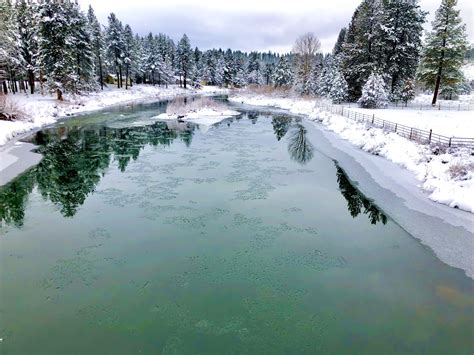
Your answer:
229,93 -> 474,214
0,85 -> 228,146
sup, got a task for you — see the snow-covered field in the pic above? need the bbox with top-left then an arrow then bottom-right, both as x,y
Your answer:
0,85 -> 228,146
229,92 -> 474,214
349,107 -> 474,137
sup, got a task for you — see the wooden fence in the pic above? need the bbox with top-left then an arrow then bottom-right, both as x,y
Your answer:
316,105 -> 474,149
340,101 -> 474,111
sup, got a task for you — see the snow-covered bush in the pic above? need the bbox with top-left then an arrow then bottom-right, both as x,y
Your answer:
358,73 -> 388,108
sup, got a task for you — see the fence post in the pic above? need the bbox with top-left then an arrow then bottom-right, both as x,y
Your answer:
409,128 -> 413,140
438,102 -> 441,111
382,120 -> 385,129
394,123 -> 397,133
428,129 -> 432,144
372,114 -> 375,125
449,137 -> 452,147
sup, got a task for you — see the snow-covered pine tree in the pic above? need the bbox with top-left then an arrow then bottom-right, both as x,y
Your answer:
273,56 -> 293,87
333,27 -> 347,56
358,72 -> 388,108
214,54 -> 225,87
1,0 -> 22,94
316,55 -> 335,97
123,24 -> 136,89
37,1 -> 79,100
106,13 -> 125,88
15,0 -> 39,94
233,55 -> 247,87
176,34 -> 192,88
328,69 -> 348,104
341,0 -> 385,101
382,0 -> 426,95
264,62 -> 275,86
223,49 -> 234,87
399,79 -> 415,106
247,52 -> 264,85
70,2 -> 96,93
418,0 -> 468,104
87,5 -> 105,90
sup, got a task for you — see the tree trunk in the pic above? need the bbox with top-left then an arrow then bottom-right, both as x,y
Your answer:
57,89 -> 63,101
432,18 -> 450,105
125,65 -> 129,90
119,65 -> 123,88
183,70 -> 187,89
28,69 -> 35,94
98,53 -> 104,90
2,81 -> 8,94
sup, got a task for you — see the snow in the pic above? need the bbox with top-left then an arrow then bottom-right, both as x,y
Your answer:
229,92 -> 474,214
0,85 -> 228,146
462,62 -> 474,81
348,107 -> 474,137
153,107 -> 240,126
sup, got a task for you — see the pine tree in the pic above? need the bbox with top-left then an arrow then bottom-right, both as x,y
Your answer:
358,72 -> 388,108
87,5 -> 105,90
333,27 -> 347,56
176,34 -> 192,88
16,0 -> 38,94
106,13 -> 125,88
316,55 -> 335,97
382,0 -> 426,94
341,0 -> 385,100
37,1 -> 79,100
1,0 -> 22,94
399,79 -> 415,106
418,0 -> 468,104
273,56 -> 293,87
247,52 -> 263,85
123,24 -> 135,89
223,49 -> 234,87
329,69 -> 348,104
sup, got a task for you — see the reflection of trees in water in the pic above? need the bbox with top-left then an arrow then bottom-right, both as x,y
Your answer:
0,122 -> 195,226
271,116 -> 292,141
287,124 -> 314,165
336,166 -> 387,225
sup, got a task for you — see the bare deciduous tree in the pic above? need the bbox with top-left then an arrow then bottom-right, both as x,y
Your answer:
292,32 -> 321,93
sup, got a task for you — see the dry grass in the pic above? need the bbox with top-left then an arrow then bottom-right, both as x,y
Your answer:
166,97 -> 226,116
0,94 -> 27,121
448,161 -> 474,180
239,84 -> 293,97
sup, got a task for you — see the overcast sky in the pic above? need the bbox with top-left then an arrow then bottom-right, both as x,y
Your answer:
80,0 -> 473,53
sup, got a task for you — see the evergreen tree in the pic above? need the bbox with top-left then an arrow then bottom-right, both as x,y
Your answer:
37,1 -> 79,99
87,5 -> 105,90
123,24 -> 135,89
264,62 -> 275,85
418,0 -> 468,104
341,0 -> 385,100
16,0 -> 38,94
176,34 -> 192,88
247,52 -> 264,85
382,0 -> 426,94
273,57 -> 293,87
329,69 -> 348,104
333,27 -> 347,56
358,72 -> 388,108
106,13 -> 125,88
399,79 -> 416,106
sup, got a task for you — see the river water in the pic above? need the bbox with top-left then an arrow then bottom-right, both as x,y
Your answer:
0,98 -> 473,354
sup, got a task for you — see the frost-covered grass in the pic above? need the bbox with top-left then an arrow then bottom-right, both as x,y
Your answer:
0,85 -> 228,146
229,90 -> 474,214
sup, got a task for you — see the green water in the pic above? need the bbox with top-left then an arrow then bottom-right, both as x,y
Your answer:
1,99 -> 473,354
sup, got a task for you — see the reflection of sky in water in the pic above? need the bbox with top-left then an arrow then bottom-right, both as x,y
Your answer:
0,102 -> 473,354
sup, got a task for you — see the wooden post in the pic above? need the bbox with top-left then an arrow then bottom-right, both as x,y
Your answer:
372,114 -> 375,125
409,128 -> 413,140
394,124 -> 397,133
428,129 -> 432,144
449,137 -> 452,147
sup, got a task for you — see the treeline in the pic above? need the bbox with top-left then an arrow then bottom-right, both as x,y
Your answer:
0,0 -> 470,105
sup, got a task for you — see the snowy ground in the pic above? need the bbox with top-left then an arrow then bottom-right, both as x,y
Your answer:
229,92 -> 474,214
348,107 -> 474,137
0,84 -> 228,146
